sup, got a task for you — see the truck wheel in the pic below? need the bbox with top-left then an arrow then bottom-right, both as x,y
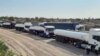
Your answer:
95,50 -> 99,55
74,42 -> 81,48
61,37 -> 66,43
55,36 -> 60,42
40,33 -> 45,37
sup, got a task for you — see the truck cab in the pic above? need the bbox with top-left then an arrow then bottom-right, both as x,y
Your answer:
24,22 -> 32,32
0,21 -> 3,27
75,24 -> 85,31
88,28 -> 100,53
43,26 -> 55,38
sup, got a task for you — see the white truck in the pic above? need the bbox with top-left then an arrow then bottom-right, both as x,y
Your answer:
24,22 -> 32,32
0,21 -> 3,27
29,26 -> 55,38
54,28 -> 100,54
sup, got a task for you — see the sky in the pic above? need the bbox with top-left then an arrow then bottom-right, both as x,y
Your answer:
0,0 -> 100,18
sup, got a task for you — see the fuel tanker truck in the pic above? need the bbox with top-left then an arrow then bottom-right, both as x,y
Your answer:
54,28 -> 100,54
29,26 -> 55,38
15,23 -> 25,31
2,22 -> 16,29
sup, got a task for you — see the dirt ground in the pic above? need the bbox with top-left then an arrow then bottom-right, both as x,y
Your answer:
0,28 -> 97,56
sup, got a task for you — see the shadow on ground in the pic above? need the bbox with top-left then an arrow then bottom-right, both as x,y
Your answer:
47,40 -> 96,56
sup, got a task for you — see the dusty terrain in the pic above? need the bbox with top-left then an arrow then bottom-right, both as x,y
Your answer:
0,28 -> 96,56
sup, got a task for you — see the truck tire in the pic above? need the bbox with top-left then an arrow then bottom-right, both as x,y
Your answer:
61,37 -> 66,43
55,36 -> 66,43
39,33 -> 44,37
95,50 -> 99,55
74,42 -> 81,48
55,36 -> 60,42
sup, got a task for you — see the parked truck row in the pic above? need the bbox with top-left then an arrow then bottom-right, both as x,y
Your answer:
0,21 -> 100,55
14,22 -> 84,38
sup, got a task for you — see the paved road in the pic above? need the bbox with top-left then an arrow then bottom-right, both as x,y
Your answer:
0,28 -> 97,56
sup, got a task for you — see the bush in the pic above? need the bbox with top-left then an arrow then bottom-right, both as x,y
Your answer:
0,41 -> 14,56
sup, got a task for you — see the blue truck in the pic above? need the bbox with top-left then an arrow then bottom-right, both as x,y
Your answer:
39,22 -> 80,30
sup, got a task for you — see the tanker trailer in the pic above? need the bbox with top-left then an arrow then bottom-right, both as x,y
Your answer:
2,22 -> 11,28
15,24 -> 25,31
29,26 -> 45,35
2,22 -> 16,29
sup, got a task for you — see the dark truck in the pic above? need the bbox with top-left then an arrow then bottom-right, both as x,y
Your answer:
38,22 -> 82,30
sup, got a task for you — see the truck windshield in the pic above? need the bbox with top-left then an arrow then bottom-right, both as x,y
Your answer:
77,27 -> 84,31
46,28 -> 54,31
25,26 -> 30,28
93,35 -> 100,42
